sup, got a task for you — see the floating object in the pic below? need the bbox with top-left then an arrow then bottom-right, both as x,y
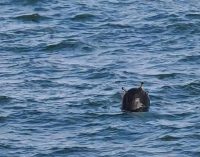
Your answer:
121,82 -> 150,112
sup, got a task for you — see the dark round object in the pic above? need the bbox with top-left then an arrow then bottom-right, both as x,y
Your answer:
122,83 -> 150,112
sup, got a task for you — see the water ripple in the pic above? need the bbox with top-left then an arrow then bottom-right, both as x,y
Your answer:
71,13 -> 97,21
1,0 -> 200,156
14,13 -> 50,22
44,39 -> 95,52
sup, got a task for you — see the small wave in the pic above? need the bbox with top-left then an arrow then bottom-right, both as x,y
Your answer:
24,79 -> 58,88
178,55 -> 200,63
160,85 -> 173,90
179,81 -> 200,92
157,80 -> 200,96
136,24 -> 166,34
9,0 -> 41,5
85,112 -> 123,119
101,22 -> 132,29
0,96 -> 12,103
22,109 -> 44,116
0,33 -> 14,41
172,111 -> 195,118
34,146 -> 95,157
71,13 -> 96,21
150,73 -> 178,80
160,135 -> 180,141
0,115 -> 8,122
44,39 -> 94,52
0,143 -> 11,149
14,13 -> 49,22
185,13 -> 200,19
85,71 -> 115,80
145,13 -> 178,21
166,22 -> 198,33
50,146 -> 94,154
83,99 -> 103,107
159,81 -> 200,98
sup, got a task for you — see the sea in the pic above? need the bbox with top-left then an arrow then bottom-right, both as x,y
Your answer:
0,0 -> 200,156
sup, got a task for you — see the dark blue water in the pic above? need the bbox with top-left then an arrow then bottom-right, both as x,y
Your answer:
1,0 -> 200,156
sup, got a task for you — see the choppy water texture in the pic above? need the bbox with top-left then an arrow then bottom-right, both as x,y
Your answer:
1,0 -> 200,156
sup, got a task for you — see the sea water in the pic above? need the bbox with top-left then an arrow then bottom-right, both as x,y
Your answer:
0,0 -> 200,156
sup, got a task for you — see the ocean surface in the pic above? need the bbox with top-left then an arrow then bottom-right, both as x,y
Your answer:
0,0 -> 200,156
